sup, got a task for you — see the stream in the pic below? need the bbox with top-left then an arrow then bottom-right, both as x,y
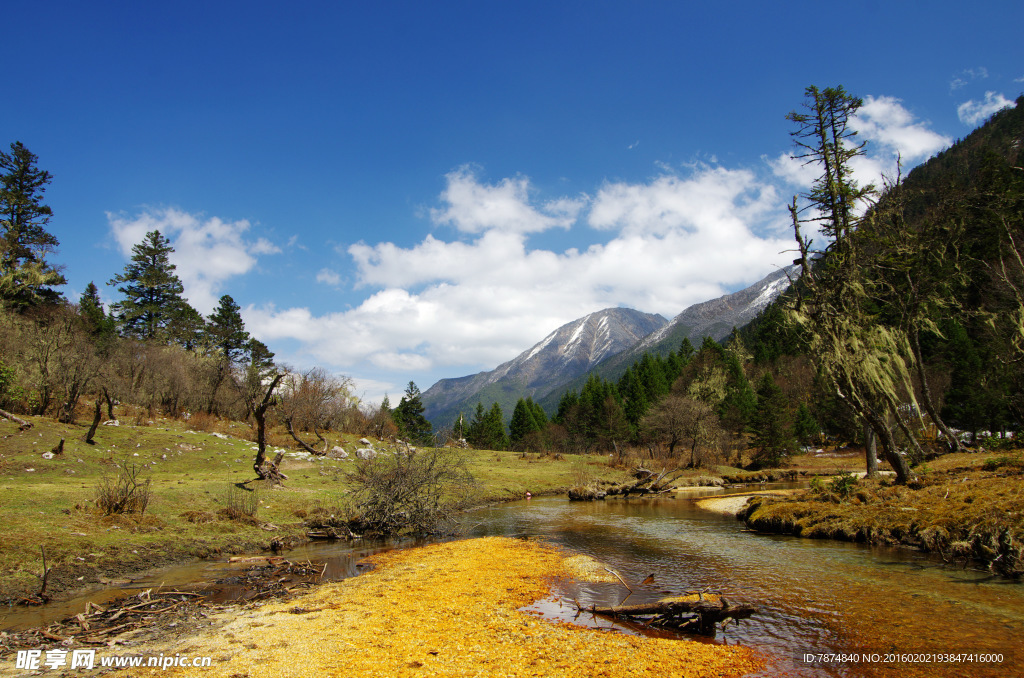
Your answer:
3,488 -> 1022,677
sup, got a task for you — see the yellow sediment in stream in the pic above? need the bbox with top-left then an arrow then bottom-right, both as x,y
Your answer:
133,537 -> 761,677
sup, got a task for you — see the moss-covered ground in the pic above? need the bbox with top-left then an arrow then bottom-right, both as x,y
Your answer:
741,451 -> 1024,577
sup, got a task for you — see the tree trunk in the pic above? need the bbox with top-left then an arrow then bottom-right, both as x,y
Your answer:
103,387 -> 117,421
911,328 -> 964,455
84,397 -> 102,444
864,423 -> 878,479
284,417 -> 327,455
865,410 -> 914,484
252,374 -> 285,482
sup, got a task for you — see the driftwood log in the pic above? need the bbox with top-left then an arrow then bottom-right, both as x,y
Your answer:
0,407 -> 32,430
572,466 -> 689,501
579,593 -> 755,635
606,466 -> 687,497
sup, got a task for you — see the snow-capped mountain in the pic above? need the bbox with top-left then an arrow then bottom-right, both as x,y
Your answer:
421,266 -> 799,427
535,265 -> 800,412
420,308 -> 667,426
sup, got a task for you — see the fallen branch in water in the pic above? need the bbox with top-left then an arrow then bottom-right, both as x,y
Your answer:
579,591 -> 755,636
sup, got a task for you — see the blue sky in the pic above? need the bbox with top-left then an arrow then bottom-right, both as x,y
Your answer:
3,1 -> 1021,404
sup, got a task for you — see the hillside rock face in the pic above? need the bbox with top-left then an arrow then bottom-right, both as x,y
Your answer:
421,308 -> 666,426
637,264 -> 799,352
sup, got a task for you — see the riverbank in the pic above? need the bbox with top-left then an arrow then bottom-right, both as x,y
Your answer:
0,414 -> 634,604
739,452 -> 1024,577
11,537 -> 761,677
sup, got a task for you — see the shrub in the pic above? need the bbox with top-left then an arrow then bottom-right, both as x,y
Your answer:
346,446 -> 477,536
95,463 -> 152,516
827,472 -> 858,499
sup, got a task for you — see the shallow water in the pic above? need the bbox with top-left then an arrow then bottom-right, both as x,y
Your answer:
466,495 -> 1024,677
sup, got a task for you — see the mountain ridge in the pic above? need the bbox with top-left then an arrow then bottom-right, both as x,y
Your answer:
420,308 -> 666,426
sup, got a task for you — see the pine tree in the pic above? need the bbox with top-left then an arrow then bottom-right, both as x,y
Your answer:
108,230 -> 189,341
78,282 -> 115,337
529,398 -> 547,427
484,402 -> 507,450
509,398 -> 540,446
393,381 -> 432,444
207,294 -> 250,363
793,402 -> 819,446
748,372 -> 794,468
201,294 -> 251,414
0,141 -> 65,310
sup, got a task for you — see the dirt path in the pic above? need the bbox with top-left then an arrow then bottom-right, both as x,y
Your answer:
85,537 -> 761,677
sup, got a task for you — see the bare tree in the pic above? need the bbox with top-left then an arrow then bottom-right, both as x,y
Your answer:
278,367 -> 355,454
642,394 -> 722,468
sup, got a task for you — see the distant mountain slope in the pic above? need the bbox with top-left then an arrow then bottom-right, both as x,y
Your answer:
421,308 -> 666,427
537,265 -> 800,412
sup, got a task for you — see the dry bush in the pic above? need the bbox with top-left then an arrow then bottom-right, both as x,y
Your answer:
95,463 -> 151,516
222,484 -> 259,520
347,447 -> 477,536
186,410 -> 220,432
180,510 -> 216,523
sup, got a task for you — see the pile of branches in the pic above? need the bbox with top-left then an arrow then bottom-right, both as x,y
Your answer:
0,589 -> 206,653
604,467 -> 686,497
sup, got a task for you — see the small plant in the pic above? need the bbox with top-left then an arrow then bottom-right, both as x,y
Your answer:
95,463 -> 151,516
809,476 -> 826,494
827,472 -> 858,499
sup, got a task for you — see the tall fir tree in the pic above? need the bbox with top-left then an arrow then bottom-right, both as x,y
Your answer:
509,397 -> 541,446
207,294 -> 250,363
0,141 -> 65,310
748,372 -> 795,468
393,381 -> 432,443
108,230 -> 190,341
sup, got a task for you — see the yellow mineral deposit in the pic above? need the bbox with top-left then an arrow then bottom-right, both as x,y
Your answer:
134,537 -> 762,677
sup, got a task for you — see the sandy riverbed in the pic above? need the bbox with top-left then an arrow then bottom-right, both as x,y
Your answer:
695,490 -> 802,516
109,537 -> 761,677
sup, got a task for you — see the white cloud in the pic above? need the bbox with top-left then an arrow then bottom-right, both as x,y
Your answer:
958,91 -> 1016,126
316,268 -> 341,286
429,166 -> 585,234
853,96 -> 951,162
251,166 -> 794,377
950,67 -> 989,91
107,207 -> 280,314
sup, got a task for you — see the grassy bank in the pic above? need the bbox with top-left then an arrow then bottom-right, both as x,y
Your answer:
109,537 -> 762,677
0,414 -> 632,603
740,451 -> 1024,577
